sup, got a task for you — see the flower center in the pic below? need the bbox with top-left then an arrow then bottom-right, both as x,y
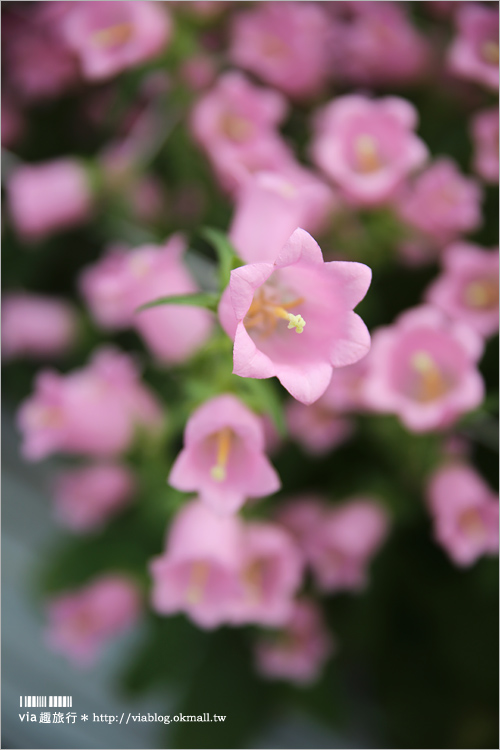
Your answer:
410,351 -> 450,403
464,277 -> 499,310
261,33 -> 289,59
245,287 -> 306,337
220,113 -> 255,143
458,508 -> 486,541
210,427 -> 233,482
186,561 -> 209,605
242,559 -> 265,603
355,134 -> 382,173
481,40 -> 499,65
92,22 -> 134,49
28,405 -> 64,430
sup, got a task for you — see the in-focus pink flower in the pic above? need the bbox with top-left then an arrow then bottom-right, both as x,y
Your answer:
218,228 -> 372,405
80,235 -> 213,364
425,243 -> 499,338
45,575 -> 141,666
312,95 -> 428,206
190,71 -> 290,194
471,107 -> 499,184
60,1 -> 171,81
254,598 -> 334,685
447,4 -> 499,91
227,521 -> 303,627
2,293 -> 78,361
150,501 -> 244,629
330,1 -> 429,88
8,159 -> 93,241
229,170 -> 337,264
364,306 -> 485,432
53,463 -> 136,532
286,397 -> 354,457
168,394 -> 280,515
397,158 -> 483,248
229,2 -> 331,100
427,463 -> 499,566
17,346 -> 163,461
279,496 -> 389,593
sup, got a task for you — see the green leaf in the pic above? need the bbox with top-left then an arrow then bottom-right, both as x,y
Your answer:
200,226 -> 242,290
135,291 -> 220,314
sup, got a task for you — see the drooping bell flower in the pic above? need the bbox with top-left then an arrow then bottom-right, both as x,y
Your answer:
59,1 -> 172,81
218,228 -> 372,405
447,3 -> 499,91
17,346 -> 163,461
2,292 -> 78,361
168,394 -> 280,515
363,306 -> 485,432
53,463 -> 136,532
45,575 -> 141,666
311,94 -> 428,206
425,243 -> 499,338
150,501 -> 244,629
427,463 -> 499,566
254,598 -> 334,685
227,521 -> 303,627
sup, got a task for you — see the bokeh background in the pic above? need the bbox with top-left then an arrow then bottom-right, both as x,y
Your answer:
2,2 -> 499,749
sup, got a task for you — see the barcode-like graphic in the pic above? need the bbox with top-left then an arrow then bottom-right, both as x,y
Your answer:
20,696 -> 72,708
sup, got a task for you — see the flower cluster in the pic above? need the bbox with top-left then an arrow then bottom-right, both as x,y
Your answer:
3,2 -> 497,736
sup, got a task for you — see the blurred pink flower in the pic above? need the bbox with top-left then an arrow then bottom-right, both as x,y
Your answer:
228,521 -> 303,627
312,95 -> 428,206
59,1 -> 172,81
447,3 -> 499,90
397,159 -> 483,249
364,306 -> 485,432
308,499 -> 389,592
8,159 -> 93,241
168,394 -> 280,515
45,575 -> 141,666
53,463 -> 136,532
427,463 -> 499,566
254,598 -> 334,685
17,346 -> 163,461
80,235 -> 213,364
2,8 -> 79,102
229,170 -> 337,264
425,243 -> 499,338
180,54 -> 217,91
331,1 -> 429,87
229,2 -> 331,100
279,497 -> 389,593
2,293 -> 78,361
320,358 -> 372,414
471,107 -> 499,184
286,397 -> 354,456
150,501 -> 244,629
218,228 -> 371,405
190,71 -> 290,193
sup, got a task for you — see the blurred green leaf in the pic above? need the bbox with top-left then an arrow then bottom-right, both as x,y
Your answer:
136,291 -> 220,313
200,226 -> 242,290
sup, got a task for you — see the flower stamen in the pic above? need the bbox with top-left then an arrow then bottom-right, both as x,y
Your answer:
210,427 -> 232,481
92,23 -> 134,49
186,562 -> 209,605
